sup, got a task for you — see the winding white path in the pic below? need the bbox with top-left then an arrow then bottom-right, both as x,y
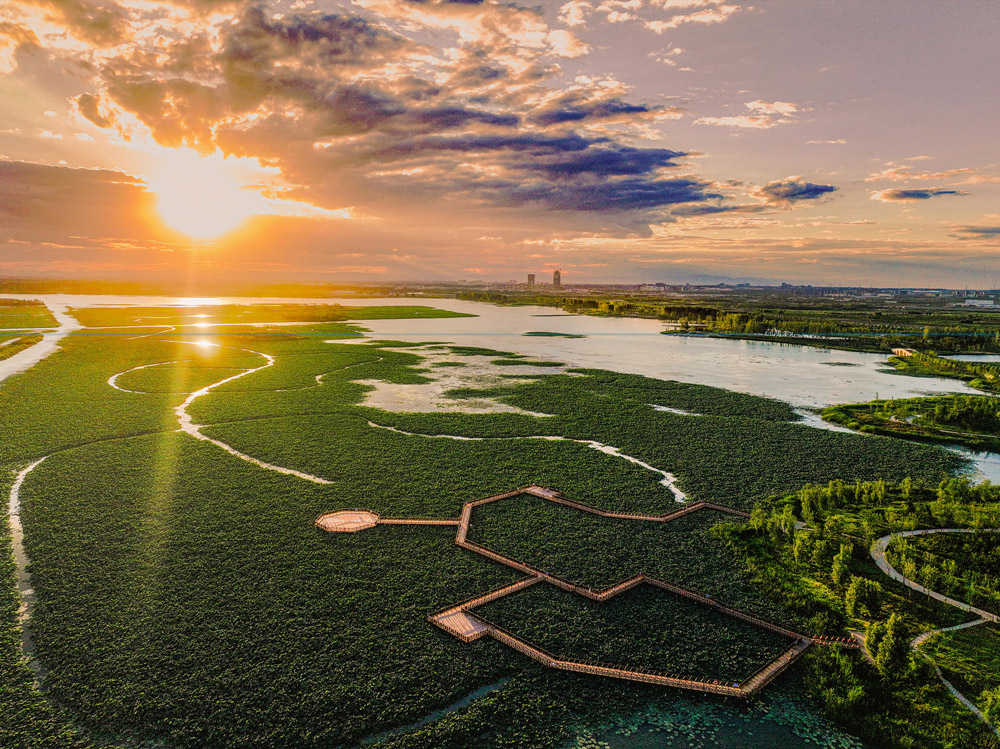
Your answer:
0,302 -> 79,384
871,529 -> 1000,622
172,343 -> 333,485
107,360 -> 182,393
871,528 -> 1000,734
367,421 -> 687,502
9,458 -> 46,632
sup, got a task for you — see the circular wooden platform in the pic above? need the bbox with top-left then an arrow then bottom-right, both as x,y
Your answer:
315,510 -> 380,532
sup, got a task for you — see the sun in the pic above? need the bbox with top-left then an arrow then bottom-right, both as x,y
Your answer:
149,151 -> 262,240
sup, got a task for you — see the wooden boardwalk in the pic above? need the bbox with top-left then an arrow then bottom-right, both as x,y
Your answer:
315,510 -> 458,532
321,485 -> 853,698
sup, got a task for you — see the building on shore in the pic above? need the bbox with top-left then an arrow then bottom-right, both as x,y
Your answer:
527,273 -> 535,290
553,270 -> 562,289
891,348 -> 917,357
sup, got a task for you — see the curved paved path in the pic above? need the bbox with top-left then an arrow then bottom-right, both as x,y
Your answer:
871,528 -> 1000,734
871,528 -> 1000,622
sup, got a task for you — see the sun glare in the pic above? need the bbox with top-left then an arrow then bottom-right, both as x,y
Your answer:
149,151 -> 263,240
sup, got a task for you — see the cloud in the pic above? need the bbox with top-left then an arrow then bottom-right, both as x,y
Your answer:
559,0 -> 593,26
745,100 -> 798,116
866,163 -> 999,184
952,226 -> 1000,240
354,0 -> 590,58
44,3 -> 727,232
754,177 -> 837,205
871,188 -> 969,202
645,4 -> 740,33
25,0 -> 130,46
808,139 -> 846,145
0,160 -> 154,239
75,93 -> 113,129
696,99 -> 802,129
529,95 -> 664,126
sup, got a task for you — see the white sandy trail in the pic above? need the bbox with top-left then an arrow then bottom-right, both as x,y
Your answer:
173,344 -> 332,484
108,360 -> 181,393
126,326 -> 176,340
9,458 -> 46,630
368,422 -> 686,502
871,528 -> 1000,734
0,302 -> 80,385
871,529 -> 1000,622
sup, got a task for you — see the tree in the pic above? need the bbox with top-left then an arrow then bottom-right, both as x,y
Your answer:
792,531 -> 813,565
804,645 -> 867,721
811,537 -> 835,568
982,686 -> 1000,728
832,543 -> 852,586
846,578 -> 882,619
866,619 -> 887,661
874,613 -> 909,677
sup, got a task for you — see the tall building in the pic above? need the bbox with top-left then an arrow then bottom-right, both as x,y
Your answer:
553,269 -> 562,289
527,273 -> 535,289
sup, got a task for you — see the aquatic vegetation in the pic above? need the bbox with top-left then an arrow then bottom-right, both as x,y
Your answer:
523,331 -> 586,338
0,300 -> 57,328
0,304 -> 983,748
824,394 -> 1000,451
478,584 -> 792,682
467,494 -> 798,624
490,358 -> 563,367
0,334 -> 44,362
69,304 -> 474,328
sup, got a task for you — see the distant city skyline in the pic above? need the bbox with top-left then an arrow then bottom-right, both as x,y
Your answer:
0,1 -> 998,287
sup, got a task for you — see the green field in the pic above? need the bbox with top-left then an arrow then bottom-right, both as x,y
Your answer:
0,300 -> 57,329
477,583 -> 793,682
0,302 -> 990,748
467,496 -> 802,626
924,623 -> 1000,711
823,393 -> 1000,451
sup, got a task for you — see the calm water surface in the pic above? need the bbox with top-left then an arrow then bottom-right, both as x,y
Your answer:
1,292 -> 979,408
5,293 -> 994,483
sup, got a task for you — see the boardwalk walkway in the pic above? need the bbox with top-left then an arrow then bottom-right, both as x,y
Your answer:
430,485 -> 853,698
319,485 -> 851,698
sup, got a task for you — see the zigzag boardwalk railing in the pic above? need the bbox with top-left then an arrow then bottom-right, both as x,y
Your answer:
740,639 -> 812,693
324,485 -> 851,697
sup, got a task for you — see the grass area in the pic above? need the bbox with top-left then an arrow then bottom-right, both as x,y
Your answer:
477,583 -> 793,682
467,496 -> 801,626
887,352 -> 1000,392
69,304 -> 474,329
924,623 -> 1000,711
823,394 -> 1000,451
886,531 -> 1000,612
0,303 -> 986,748
716,478 -> 1000,747
0,300 -> 56,329
0,335 -> 44,362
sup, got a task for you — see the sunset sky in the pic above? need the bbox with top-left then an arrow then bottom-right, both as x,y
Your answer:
0,0 -> 997,286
